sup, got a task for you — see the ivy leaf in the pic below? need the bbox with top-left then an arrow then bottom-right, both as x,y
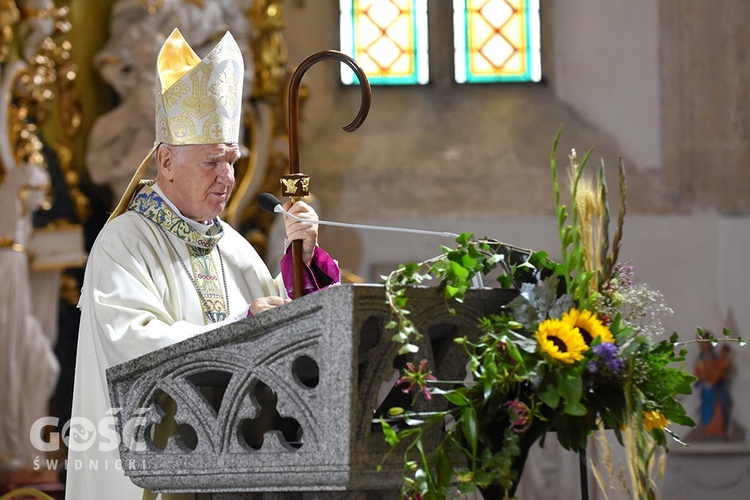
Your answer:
450,260 -> 470,280
456,232 -> 473,246
461,254 -> 478,270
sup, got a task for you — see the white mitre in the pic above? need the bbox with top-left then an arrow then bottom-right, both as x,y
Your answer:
155,28 -> 244,145
108,28 -> 244,222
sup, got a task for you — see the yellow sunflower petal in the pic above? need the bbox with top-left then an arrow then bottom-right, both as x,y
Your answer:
563,308 -> 614,345
535,318 -> 588,364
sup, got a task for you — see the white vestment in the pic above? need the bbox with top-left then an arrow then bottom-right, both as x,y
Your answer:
65,196 -> 286,499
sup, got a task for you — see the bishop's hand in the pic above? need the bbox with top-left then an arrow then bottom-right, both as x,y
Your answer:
250,296 -> 292,315
282,200 -> 319,266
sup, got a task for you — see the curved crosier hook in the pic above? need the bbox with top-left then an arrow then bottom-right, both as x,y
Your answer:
288,50 -> 371,175
283,50 -> 371,298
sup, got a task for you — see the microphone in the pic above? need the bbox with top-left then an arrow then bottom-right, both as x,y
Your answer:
257,192 -> 460,239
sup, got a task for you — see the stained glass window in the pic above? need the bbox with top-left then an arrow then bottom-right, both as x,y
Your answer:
340,0 -> 540,85
339,0 -> 429,85
453,0 -> 541,83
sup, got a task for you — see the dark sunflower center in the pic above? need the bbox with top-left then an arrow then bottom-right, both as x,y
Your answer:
550,336 -> 568,352
579,327 -> 593,344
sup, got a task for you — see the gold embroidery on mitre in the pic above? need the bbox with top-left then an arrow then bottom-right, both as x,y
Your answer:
161,79 -> 189,109
211,63 -> 242,117
155,29 -> 244,145
182,65 -> 215,122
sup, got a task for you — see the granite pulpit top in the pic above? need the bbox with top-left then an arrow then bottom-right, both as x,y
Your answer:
106,284 -> 514,494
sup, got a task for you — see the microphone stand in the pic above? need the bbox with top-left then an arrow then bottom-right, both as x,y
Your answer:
269,202 -> 459,239
282,50 -> 371,298
259,193 -> 485,289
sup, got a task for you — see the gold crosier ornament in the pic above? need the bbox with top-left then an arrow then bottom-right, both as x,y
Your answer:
283,51 -> 370,297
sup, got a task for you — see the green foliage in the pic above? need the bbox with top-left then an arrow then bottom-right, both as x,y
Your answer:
380,129 -> 743,500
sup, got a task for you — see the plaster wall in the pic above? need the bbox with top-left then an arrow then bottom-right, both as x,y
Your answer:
553,0 -> 661,171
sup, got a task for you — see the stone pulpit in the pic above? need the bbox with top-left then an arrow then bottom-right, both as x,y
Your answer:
106,284 -> 513,498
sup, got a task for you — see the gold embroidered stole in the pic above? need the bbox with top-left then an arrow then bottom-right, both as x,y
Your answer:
186,245 -> 228,323
129,183 -> 228,324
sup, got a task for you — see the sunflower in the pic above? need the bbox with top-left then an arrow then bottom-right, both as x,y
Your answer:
563,308 -> 614,345
535,318 -> 588,364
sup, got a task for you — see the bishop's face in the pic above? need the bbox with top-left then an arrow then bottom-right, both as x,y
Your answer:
159,143 -> 240,223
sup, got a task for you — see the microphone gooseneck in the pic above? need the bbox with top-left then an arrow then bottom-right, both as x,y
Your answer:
256,192 -> 459,239
258,193 -> 486,288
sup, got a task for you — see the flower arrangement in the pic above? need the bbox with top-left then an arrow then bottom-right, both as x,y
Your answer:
380,130 -> 744,499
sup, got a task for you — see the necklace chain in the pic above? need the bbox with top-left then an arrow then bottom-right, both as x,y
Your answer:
159,225 -> 229,323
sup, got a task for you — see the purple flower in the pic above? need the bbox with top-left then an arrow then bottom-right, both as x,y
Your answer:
614,263 -> 634,287
593,342 -> 624,372
589,342 -> 625,376
585,342 -> 625,389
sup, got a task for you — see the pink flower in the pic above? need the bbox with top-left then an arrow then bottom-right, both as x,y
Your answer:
505,400 -> 533,434
396,359 -> 437,401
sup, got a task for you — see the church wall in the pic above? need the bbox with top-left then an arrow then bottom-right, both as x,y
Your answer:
282,0 -> 342,144
553,0 -> 661,171
660,0 -> 750,215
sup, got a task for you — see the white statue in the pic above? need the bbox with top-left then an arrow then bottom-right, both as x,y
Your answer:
0,0 -> 88,471
0,60 -> 60,471
86,0 -> 253,206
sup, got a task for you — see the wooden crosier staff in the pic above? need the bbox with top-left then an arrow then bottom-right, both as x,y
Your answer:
282,50 -> 371,298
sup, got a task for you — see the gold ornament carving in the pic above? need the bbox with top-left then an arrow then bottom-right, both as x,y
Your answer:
1,1 -> 87,221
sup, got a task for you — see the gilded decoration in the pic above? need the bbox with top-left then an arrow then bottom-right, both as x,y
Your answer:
155,29 -> 244,146
1,0 -> 87,223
